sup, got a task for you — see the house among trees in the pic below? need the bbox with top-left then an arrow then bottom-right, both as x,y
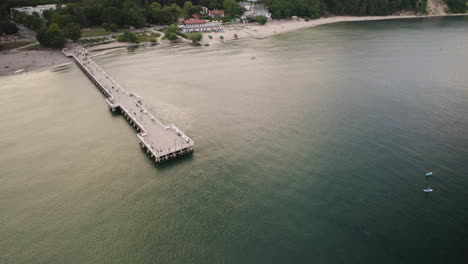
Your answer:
11,4 -> 59,18
201,6 -> 209,15
180,19 -> 223,33
201,7 -> 225,19
208,10 -> 225,18
240,2 -> 271,20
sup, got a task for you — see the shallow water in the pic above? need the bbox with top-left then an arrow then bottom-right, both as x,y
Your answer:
1,16 -> 467,263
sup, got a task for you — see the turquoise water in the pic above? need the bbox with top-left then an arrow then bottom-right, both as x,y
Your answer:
1,16 -> 467,263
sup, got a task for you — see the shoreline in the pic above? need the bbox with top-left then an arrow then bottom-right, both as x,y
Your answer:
0,49 -> 71,77
1,14 -> 466,77
200,14 -> 468,44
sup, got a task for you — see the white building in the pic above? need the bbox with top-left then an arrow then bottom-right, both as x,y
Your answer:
180,20 -> 223,33
240,3 -> 271,20
11,4 -> 58,17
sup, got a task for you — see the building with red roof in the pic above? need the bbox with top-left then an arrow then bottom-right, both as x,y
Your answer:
184,19 -> 207,25
209,10 -> 225,18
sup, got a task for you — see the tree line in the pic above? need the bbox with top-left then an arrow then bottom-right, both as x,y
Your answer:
266,0 -> 466,18
11,9 -> 81,48
2,0 -> 466,24
2,0 -> 466,49
4,0 -> 243,48
445,0 -> 467,13
2,0 -> 245,29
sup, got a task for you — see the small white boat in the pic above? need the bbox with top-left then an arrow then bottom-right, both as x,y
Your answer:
423,187 -> 433,193
425,170 -> 433,176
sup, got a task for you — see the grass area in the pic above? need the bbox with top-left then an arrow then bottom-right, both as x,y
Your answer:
81,27 -> 129,38
136,32 -> 161,43
80,28 -> 109,38
0,41 -> 35,51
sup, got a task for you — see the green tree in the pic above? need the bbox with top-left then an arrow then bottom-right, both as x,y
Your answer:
164,23 -> 181,40
149,3 -> 182,25
37,23 -> 67,49
167,4 -> 183,24
208,0 -> 219,10
256,16 -> 268,25
265,0 -> 431,18
445,0 -> 467,13
0,0 -> 11,19
309,1 -> 321,19
165,23 -> 181,34
84,5 -> 102,26
63,23 -> 81,41
0,21 -> 18,34
103,23 -> 118,32
117,31 -> 137,42
73,6 -> 89,27
122,0 -> 146,28
49,23 -> 60,31
191,5 -> 203,15
187,32 -> 203,43
223,0 -> 244,18
42,9 -> 54,22
165,32 -> 178,40
148,3 -> 165,24
51,13 -> 78,28
101,7 -> 123,26
30,15 -> 44,31
183,1 -> 194,19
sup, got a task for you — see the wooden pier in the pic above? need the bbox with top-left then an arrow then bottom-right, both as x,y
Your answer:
63,47 -> 194,163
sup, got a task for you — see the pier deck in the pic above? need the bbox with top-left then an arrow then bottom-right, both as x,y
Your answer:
64,47 -> 193,163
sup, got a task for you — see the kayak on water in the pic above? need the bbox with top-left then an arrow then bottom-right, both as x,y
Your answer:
425,170 -> 433,176
423,187 -> 433,193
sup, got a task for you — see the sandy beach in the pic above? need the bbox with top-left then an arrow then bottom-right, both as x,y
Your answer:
200,14 -> 467,45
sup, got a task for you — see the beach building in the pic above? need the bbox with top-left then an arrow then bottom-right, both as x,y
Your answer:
180,20 -> 223,33
11,4 -> 58,17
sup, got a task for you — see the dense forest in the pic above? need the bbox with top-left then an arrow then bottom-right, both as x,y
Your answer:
1,0 -> 467,22
1,1 -> 241,26
267,0 -> 467,18
268,0 -> 425,18
1,0 -> 243,48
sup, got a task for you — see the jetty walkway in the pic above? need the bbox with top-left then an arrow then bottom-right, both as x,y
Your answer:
63,47 -> 193,163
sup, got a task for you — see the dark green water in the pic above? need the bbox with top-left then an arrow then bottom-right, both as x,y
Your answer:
1,16 -> 467,263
